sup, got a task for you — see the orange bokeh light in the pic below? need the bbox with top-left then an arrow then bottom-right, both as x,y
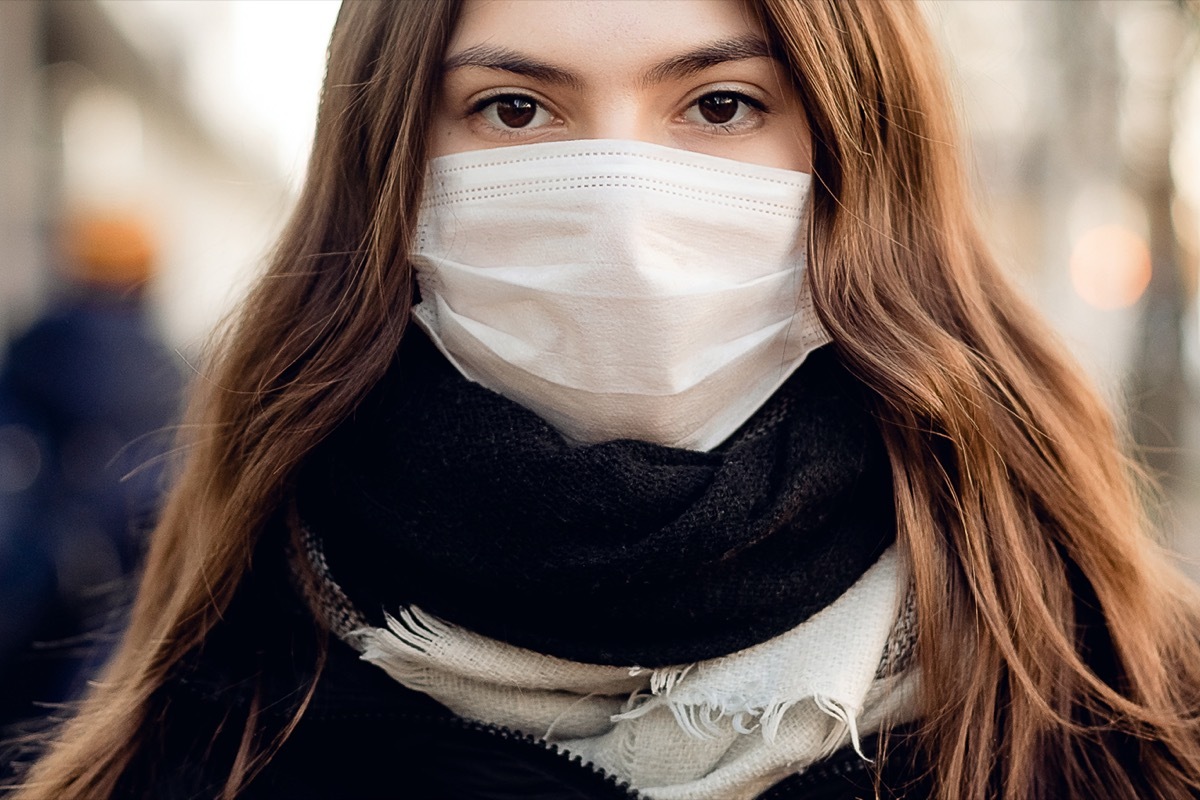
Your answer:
1068,225 -> 1152,310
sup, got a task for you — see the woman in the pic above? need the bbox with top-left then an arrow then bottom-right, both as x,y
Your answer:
14,1 -> 1200,798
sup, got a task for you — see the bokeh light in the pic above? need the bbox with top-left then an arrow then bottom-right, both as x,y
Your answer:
1068,225 -> 1153,310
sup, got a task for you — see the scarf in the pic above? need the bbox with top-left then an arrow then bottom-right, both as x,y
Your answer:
292,525 -> 917,800
295,332 -> 896,667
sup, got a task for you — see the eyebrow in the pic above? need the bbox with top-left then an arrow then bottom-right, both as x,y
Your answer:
442,34 -> 775,90
442,45 -> 585,89
641,34 -> 773,85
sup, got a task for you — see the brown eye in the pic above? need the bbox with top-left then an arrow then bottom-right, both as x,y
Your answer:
697,93 -> 740,125
683,91 -> 765,132
475,94 -> 554,133
493,96 -> 538,128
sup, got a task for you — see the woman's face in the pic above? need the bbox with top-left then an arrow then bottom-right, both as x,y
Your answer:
432,0 -> 811,171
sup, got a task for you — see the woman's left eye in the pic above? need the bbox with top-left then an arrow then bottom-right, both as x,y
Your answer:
683,92 -> 765,130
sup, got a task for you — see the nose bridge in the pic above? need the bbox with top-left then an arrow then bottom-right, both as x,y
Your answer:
576,90 -> 669,146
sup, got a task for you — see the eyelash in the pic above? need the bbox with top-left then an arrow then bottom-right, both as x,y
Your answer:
465,89 -> 771,136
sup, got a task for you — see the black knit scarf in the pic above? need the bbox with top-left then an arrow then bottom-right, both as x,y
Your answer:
296,332 -> 895,668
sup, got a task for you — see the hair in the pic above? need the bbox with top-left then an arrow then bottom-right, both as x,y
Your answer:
14,1 -> 1200,798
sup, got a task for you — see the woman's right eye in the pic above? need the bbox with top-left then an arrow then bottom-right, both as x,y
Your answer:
473,94 -> 554,131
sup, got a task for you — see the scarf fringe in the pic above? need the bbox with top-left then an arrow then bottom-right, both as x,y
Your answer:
813,695 -> 868,760
361,606 -> 870,753
614,687 -> 862,749
355,608 -> 457,690
649,665 -> 693,695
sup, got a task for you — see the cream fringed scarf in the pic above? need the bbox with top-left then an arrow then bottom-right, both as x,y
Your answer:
297,530 -> 919,800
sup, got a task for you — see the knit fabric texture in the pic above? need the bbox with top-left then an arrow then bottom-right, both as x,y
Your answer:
296,332 -> 895,667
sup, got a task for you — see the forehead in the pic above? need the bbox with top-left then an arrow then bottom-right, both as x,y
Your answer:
448,0 -> 763,72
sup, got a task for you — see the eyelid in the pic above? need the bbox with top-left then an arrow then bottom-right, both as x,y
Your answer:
683,83 -> 771,111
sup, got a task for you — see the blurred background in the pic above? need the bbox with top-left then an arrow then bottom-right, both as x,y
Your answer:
0,0 -> 1197,747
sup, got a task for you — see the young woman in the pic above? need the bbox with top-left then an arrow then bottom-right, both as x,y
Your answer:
14,1 -> 1200,798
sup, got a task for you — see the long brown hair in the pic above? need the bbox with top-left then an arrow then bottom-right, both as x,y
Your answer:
17,2 -> 1200,798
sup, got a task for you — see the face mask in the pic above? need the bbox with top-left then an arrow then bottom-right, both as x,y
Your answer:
410,139 -> 831,451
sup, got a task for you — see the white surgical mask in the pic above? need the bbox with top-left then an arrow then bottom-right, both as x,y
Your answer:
410,139 -> 831,451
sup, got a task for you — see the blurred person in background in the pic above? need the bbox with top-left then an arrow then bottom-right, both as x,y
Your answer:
11,2 -> 1200,800
0,212 -> 182,753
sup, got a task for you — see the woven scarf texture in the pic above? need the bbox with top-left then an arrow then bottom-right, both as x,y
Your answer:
296,332 -> 897,667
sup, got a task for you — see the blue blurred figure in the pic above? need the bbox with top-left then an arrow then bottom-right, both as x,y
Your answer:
0,213 -> 183,742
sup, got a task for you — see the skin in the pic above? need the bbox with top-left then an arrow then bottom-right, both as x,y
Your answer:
433,0 -> 812,171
